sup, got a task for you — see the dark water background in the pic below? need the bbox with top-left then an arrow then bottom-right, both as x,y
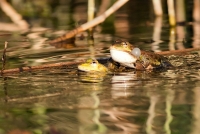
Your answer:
0,0 -> 200,134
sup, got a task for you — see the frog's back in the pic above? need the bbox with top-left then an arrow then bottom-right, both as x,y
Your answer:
138,51 -> 173,70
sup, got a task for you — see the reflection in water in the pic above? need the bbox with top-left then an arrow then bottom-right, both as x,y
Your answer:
78,71 -> 107,83
111,72 -> 145,99
176,25 -> 186,50
2,77 -> 8,103
169,27 -> 176,50
146,94 -> 158,134
108,71 -> 151,133
78,85 -> 107,134
192,85 -> 200,134
151,16 -> 162,52
192,22 -> 200,48
164,89 -> 174,134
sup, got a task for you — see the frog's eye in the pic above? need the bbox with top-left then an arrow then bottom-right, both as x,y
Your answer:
132,48 -> 141,57
91,60 -> 98,67
122,42 -> 127,46
121,42 -> 128,48
92,61 -> 97,64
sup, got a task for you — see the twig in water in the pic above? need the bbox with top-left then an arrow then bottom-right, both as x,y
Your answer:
1,41 -> 8,75
49,0 -> 129,44
1,60 -> 83,75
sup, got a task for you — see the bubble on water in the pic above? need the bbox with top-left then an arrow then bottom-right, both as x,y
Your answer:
132,48 -> 141,57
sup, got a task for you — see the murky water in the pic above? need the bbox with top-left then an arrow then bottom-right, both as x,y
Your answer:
0,0 -> 200,134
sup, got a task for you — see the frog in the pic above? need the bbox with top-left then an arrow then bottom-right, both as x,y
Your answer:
110,40 -> 173,70
78,58 -> 108,72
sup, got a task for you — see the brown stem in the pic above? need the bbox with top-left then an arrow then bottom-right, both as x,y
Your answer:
1,61 -> 83,75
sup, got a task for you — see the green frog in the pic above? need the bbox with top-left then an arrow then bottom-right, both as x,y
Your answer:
110,40 -> 173,70
78,58 -> 108,73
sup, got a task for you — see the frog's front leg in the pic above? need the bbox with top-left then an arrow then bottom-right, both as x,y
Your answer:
135,60 -> 146,70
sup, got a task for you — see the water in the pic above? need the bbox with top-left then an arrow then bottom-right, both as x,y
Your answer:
0,0 -> 200,134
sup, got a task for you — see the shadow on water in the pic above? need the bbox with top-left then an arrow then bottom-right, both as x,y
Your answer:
0,0 -> 200,134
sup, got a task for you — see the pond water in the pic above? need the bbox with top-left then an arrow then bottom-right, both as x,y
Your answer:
0,0 -> 200,134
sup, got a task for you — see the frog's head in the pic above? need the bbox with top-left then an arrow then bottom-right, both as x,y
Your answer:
110,40 -> 133,52
110,41 -> 141,68
78,58 -> 108,72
